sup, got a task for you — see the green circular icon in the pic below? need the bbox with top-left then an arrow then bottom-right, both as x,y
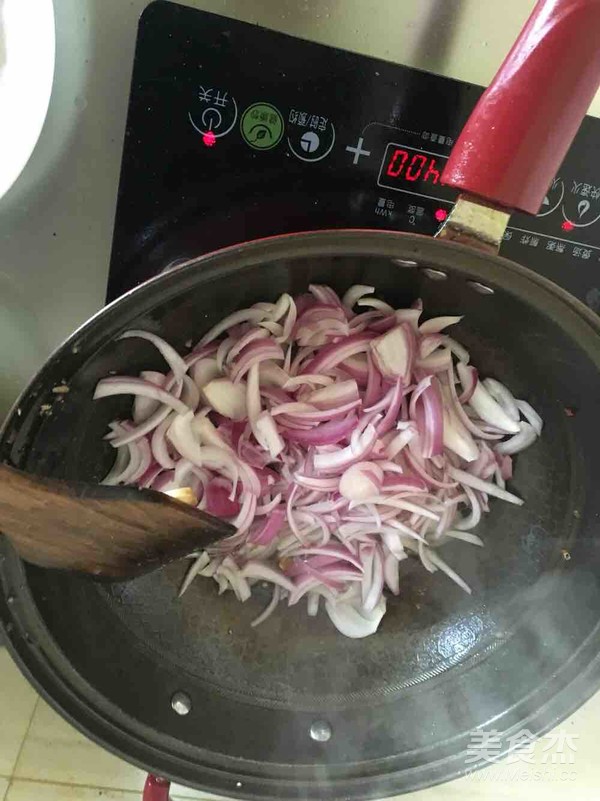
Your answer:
240,102 -> 284,150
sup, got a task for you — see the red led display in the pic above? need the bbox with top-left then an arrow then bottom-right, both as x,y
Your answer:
378,142 -> 456,208
386,148 -> 441,184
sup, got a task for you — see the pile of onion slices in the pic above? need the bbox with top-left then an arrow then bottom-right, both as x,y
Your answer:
95,284 -> 542,638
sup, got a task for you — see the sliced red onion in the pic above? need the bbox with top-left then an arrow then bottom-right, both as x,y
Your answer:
457,365 -> 478,404
414,376 -> 444,458
370,324 -> 413,381
363,547 -> 384,612
420,334 -> 446,359
457,364 -> 520,434
94,376 -> 189,416
259,361 -> 289,387
339,462 -> 384,501
442,403 -> 479,462
190,357 -> 221,389
279,297 -> 297,343
483,378 -> 520,422
443,530 -> 484,547
230,339 -> 285,383
119,330 -> 187,380
101,441 -> 131,485
151,414 -> 177,469
284,374 -> 333,389
181,375 -> 200,412
307,379 -> 360,409
205,479 -> 241,517
95,286 -> 542,638
294,474 -> 340,491
427,548 -> 472,594
240,561 -> 296,593
178,552 -> 211,597
383,550 -> 400,594
111,400 -> 172,447
308,284 -> 344,307
198,308 -> 272,346
254,411 -> 285,458
325,586 -> 386,638
126,436 -> 152,484
282,414 -> 358,446
516,399 -> 543,436
218,557 -> 252,602
358,298 -> 395,313
404,449 -> 458,490
416,348 -> 453,373
304,333 -> 372,374
272,400 -> 360,423
133,371 -> 165,423
307,592 -> 320,617
394,308 -> 422,330
216,337 -> 235,371
250,508 -> 286,545
373,381 -> 403,437
233,492 -> 257,535
381,474 -> 428,492
443,368 -> 501,441
201,379 -> 247,422
386,426 -> 416,458
342,285 -> 375,309
419,315 -> 463,334
227,328 -> 269,362
339,353 -> 369,384
357,495 -> 440,521
441,339 -> 468,365
313,423 -> 378,473
494,422 -> 538,455
448,466 -> 523,505
251,585 -> 281,627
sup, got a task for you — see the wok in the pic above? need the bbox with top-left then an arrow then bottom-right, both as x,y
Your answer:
2,0 -> 600,798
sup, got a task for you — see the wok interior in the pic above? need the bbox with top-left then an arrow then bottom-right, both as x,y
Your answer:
3,235 -> 600,792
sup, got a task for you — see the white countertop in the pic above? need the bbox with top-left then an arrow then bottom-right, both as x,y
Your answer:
1,1 -> 599,797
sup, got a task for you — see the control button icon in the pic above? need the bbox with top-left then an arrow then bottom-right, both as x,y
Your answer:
300,131 -> 320,153
346,137 -> 371,165
578,199 -> 591,218
189,86 -> 238,141
287,110 -> 335,163
562,181 -> 600,228
240,103 -> 284,150
537,178 -> 564,217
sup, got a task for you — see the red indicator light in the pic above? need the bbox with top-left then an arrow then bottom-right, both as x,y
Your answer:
435,208 -> 448,222
202,131 -> 216,148
561,220 -> 574,232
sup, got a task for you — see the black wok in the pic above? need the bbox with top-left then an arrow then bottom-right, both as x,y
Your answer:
2,1 -> 600,799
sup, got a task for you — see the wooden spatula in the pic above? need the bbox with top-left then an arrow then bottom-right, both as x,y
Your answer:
0,463 -> 235,579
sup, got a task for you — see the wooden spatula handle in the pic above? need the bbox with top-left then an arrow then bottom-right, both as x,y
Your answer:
0,463 -> 233,578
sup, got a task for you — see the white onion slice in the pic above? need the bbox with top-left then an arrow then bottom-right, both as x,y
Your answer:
325,587 -> 386,638
495,422 -> 538,455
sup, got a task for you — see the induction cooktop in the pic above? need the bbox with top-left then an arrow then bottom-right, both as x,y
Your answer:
108,0 -> 600,313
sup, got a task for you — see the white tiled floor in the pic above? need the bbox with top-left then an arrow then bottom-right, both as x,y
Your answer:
2,645 -> 600,801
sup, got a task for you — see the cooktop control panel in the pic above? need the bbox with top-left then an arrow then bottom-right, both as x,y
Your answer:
108,0 -> 600,312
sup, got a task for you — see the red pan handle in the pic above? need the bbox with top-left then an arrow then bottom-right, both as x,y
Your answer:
143,775 -> 171,801
441,0 -> 600,215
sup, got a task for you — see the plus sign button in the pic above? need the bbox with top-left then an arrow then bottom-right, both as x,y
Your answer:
346,137 -> 371,165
